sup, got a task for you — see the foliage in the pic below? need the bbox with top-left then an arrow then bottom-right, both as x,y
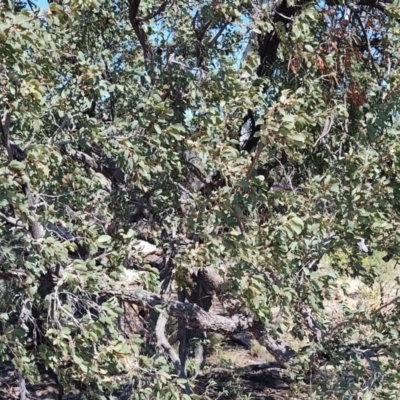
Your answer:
1,0 -> 400,398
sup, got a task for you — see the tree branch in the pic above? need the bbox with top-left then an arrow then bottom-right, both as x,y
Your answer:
296,303 -> 324,341
256,0 -> 396,77
207,20 -> 231,48
154,270 -> 190,393
0,212 -> 24,228
127,0 -> 154,64
353,9 -> 380,76
327,0 -> 394,14
0,112 -> 12,162
106,287 -> 296,366
136,0 -> 169,22
108,288 -> 254,334
156,313 -> 191,393
58,142 -> 125,184
0,113 -> 44,239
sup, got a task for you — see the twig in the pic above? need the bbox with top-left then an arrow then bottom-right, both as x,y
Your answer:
48,115 -> 70,145
314,116 -> 333,147
274,10 -> 294,21
169,55 -> 203,71
169,178 -> 196,200
246,141 -> 264,180
207,20 -> 231,48
0,270 -> 28,279
0,212 -> 24,228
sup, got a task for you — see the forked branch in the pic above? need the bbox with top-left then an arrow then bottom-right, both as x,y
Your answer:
127,0 -> 170,63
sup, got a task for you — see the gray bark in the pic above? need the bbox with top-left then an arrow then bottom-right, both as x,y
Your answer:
106,287 -> 295,367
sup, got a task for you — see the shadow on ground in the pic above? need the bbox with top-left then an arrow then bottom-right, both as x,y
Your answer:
194,362 -> 291,400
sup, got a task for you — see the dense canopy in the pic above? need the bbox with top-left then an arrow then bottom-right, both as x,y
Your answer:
1,0 -> 400,398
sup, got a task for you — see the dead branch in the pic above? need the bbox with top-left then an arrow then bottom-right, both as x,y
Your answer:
0,212 -> 24,228
0,270 -> 28,279
156,314 -> 186,375
107,288 -> 254,334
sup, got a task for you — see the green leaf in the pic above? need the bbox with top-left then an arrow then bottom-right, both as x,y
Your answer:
97,235 -> 112,244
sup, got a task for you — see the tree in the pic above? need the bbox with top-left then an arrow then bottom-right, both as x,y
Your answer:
1,0 -> 400,398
